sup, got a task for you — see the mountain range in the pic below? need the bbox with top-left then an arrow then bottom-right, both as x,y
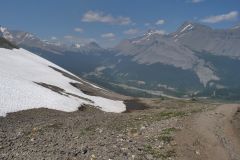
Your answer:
1,22 -> 240,100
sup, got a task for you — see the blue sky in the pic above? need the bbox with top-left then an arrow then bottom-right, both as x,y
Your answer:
0,0 -> 239,47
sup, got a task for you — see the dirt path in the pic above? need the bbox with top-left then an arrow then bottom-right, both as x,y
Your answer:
176,104 -> 240,160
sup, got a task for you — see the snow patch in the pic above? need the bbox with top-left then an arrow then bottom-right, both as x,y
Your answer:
0,48 -> 126,116
180,24 -> 194,33
0,26 -> 13,40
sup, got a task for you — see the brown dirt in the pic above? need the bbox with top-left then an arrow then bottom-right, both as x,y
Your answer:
175,104 -> 240,160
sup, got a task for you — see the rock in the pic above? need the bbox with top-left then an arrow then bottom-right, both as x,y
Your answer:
82,148 -> 88,154
237,107 -> 240,113
158,142 -> 164,149
170,140 -> 177,146
140,126 -> 146,131
73,150 -> 81,157
96,128 -> 103,133
146,154 -> 153,160
90,154 -> 96,160
121,147 -> 127,151
195,150 -> 200,155
128,128 -> 139,137
132,155 -> 136,159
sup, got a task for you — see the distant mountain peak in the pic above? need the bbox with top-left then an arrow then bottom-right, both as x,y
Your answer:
127,29 -> 167,45
0,25 -> 7,33
72,43 -> 82,48
172,21 -> 212,41
0,25 -> 13,40
179,23 -> 194,33
144,29 -> 166,37
144,29 -> 157,36
68,41 -> 105,54
0,26 -> 106,54
177,21 -> 211,33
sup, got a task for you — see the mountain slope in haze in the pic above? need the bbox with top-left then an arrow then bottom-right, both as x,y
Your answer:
0,26 -> 67,54
0,38 -> 126,116
115,29 -> 219,86
0,37 -> 19,49
172,22 -> 240,58
0,26 -> 106,55
2,23 -> 240,99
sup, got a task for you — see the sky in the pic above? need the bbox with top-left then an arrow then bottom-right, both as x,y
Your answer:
0,0 -> 239,47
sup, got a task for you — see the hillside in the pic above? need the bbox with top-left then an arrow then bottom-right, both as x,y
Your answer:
1,98 -> 239,159
0,38 -> 126,116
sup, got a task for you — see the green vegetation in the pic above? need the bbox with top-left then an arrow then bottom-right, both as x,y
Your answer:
143,144 -> 176,159
161,127 -> 177,135
157,135 -> 173,143
157,111 -> 187,120
156,127 -> 177,144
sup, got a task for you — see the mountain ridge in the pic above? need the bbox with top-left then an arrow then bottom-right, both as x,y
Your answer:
1,22 -> 240,99
0,25 -> 106,55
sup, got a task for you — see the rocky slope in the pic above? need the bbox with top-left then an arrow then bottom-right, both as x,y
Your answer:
172,22 -> 240,58
0,98 -> 239,160
115,29 -> 219,86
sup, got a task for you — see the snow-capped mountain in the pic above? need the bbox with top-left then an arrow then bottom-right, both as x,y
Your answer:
0,38 -> 126,117
0,26 -> 14,41
0,25 -> 106,55
70,42 -> 106,54
115,28 -> 219,86
95,24 -> 240,99
116,29 -> 196,69
2,23 -> 240,99
0,26 -> 68,54
172,22 -> 240,58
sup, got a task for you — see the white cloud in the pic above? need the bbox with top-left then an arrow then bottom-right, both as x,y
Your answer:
123,29 -> 139,35
156,19 -> 165,25
191,0 -> 204,3
74,28 -> 83,32
82,10 -> 132,25
64,35 -> 73,39
101,33 -> 115,39
154,30 -> 167,35
201,11 -> 238,23
51,36 -> 57,40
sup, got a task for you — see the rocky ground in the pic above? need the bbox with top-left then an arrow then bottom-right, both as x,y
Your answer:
0,99 -> 239,160
175,104 -> 240,160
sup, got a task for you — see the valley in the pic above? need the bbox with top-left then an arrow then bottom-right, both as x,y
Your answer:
1,22 -> 240,100
1,38 -> 239,159
1,1 -> 240,159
